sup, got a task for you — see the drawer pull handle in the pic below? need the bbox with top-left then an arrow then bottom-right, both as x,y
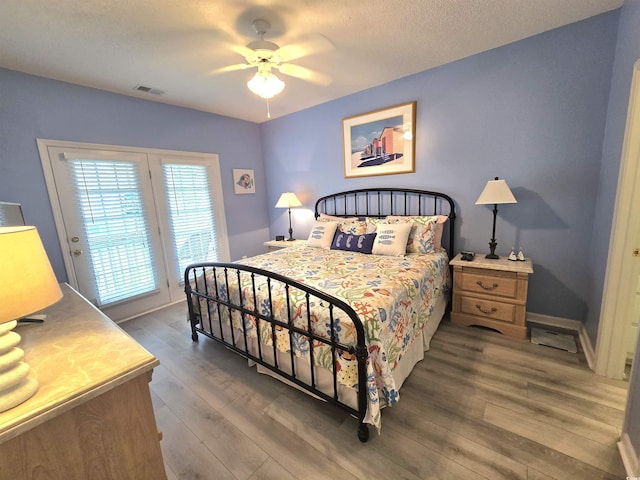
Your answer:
477,281 -> 498,290
476,304 -> 497,315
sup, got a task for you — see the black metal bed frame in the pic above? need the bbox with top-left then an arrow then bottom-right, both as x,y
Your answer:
184,188 -> 456,443
314,188 -> 455,256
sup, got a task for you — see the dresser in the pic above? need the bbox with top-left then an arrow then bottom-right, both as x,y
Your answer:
264,239 -> 306,252
450,253 -> 533,339
0,284 -> 166,479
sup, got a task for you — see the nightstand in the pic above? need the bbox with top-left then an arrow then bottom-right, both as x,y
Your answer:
450,253 -> 533,339
264,239 -> 306,252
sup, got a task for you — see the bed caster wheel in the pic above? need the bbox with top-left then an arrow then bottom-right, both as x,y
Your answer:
357,424 -> 369,443
191,332 -> 199,342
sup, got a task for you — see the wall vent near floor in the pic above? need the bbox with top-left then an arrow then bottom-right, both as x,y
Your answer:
133,85 -> 165,96
531,327 -> 577,353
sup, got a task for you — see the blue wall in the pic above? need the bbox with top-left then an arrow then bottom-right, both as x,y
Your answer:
261,12 -> 619,321
587,2 -> 640,344
0,10 -> 620,325
593,0 -> 640,460
0,69 -> 271,280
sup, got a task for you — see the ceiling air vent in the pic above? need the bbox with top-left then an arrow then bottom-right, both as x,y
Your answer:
133,84 -> 165,96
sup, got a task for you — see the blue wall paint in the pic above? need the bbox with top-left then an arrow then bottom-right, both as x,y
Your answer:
592,0 -> 640,459
0,14 -> 619,323
586,3 -> 638,345
0,68 -> 270,280
261,12 -> 619,321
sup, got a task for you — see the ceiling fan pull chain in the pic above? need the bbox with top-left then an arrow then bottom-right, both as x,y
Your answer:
267,98 -> 271,118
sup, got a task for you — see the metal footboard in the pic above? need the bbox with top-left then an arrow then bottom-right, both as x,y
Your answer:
184,262 -> 371,442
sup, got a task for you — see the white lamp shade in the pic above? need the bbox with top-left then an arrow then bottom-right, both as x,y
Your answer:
247,71 -> 285,99
0,226 -> 62,323
275,192 -> 302,209
475,179 -> 517,205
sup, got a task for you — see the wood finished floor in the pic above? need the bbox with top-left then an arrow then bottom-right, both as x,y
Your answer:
122,302 -> 629,480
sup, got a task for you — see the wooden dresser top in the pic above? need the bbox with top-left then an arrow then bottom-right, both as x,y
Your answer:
0,283 -> 158,443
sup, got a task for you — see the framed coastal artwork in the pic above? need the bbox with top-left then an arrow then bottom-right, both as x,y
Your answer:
342,101 -> 416,178
232,168 -> 255,194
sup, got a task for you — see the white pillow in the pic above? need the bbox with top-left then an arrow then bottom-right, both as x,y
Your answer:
371,222 -> 412,256
306,221 -> 338,249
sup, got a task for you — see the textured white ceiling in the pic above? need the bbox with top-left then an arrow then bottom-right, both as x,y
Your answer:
0,0 -> 623,123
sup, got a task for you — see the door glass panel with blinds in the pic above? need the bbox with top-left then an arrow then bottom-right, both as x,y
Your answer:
70,158 -> 157,305
41,143 -> 229,321
149,152 -> 229,300
162,163 -> 217,275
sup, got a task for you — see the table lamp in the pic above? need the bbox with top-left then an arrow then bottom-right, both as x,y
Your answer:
0,226 -> 62,412
275,192 -> 302,241
475,177 -> 517,259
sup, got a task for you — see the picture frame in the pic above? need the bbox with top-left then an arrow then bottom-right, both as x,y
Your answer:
232,168 -> 255,194
342,101 -> 416,178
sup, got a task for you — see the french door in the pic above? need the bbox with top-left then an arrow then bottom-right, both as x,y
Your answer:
38,140 -> 229,321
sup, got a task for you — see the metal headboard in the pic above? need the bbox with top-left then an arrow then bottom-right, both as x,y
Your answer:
314,188 -> 456,258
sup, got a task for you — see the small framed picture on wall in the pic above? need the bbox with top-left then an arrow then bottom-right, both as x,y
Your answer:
232,169 -> 255,194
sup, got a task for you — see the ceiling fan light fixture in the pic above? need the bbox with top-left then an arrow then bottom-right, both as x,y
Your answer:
247,71 -> 285,99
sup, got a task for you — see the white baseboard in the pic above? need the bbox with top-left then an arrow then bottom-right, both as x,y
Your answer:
578,325 -> 596,370
526,312 -> 595,370
618,433 -> 640,476
527,312 -> 582,330
116,298 -> 186,324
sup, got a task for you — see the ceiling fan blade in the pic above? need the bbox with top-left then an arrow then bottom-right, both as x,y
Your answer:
275,35 -> 334,63
210,63 -> 254,75
276,63 -> 332,86
231,44 -> 260,60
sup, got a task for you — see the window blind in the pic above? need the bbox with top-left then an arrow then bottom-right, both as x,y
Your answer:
163,163 -> 218,277
69,159 -> 157,306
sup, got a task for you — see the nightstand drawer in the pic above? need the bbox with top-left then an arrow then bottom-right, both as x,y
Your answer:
460,296 -> 517,323
460,270 -> 518,299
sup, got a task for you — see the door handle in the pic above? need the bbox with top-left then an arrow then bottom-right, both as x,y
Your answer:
73,249 -> 83,256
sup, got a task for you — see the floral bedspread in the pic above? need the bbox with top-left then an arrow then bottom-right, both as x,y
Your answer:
199,246 -> 450,430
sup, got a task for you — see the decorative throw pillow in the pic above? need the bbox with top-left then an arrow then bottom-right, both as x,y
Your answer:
319,213 -> 358,222
433,216 -> 448,251
330,232 -> 376,254
306,221 -> 338,249
365,217 -> 388,234
386,215 -> 448,253
319,213 -> 367,235
338,220 -> 368,235
371,222 -> 412,256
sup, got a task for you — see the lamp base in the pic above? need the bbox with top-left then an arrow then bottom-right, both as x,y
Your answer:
486,238 -> 499,260
286,238 -> 296,242
0,320 -> 38,412
0,377 -> 38,413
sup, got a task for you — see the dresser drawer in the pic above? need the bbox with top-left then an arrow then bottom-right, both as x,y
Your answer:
459,270 -> 518,299
459,296 -> 517,323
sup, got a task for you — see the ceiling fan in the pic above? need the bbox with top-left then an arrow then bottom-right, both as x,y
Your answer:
215,19 -> 332,101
